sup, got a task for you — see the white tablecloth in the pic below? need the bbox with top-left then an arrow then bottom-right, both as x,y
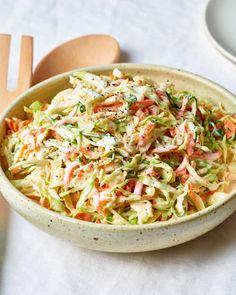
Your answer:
1,0 -> 236,294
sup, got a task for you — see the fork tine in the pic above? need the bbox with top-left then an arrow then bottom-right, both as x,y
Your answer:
0,34 -> 11,92
16,35 -> 33,93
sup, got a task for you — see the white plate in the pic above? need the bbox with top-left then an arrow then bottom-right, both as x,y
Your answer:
204,0 -> 236,63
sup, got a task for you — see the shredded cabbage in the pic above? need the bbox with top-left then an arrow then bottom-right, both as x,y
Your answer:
1,69 -> 236,225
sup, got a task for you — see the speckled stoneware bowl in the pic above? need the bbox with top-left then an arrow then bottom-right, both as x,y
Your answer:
0,64 -> 236,253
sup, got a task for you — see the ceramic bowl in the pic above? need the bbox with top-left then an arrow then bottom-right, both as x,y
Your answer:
0,64 -> 236,253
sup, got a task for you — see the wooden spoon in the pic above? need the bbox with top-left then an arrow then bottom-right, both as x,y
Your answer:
32,34 -> 120,85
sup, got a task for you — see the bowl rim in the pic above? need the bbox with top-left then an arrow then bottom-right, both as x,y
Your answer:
1,63 -> 236,231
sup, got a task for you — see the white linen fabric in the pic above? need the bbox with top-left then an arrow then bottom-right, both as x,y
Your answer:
0,0 -> 236,294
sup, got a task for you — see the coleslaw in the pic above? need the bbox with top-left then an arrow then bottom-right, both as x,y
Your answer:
1,68 -> 236,225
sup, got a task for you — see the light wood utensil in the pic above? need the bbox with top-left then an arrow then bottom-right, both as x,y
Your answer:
0,34 -> 33,226
32,34 -> 120,85
0,34 -> 33,110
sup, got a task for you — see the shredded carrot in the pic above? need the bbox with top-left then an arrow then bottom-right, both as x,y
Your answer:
80,147 -> 101,157
124,180 -> 135,192
188,190 -> 205,211
175,156 -> 187,176
177,96 -> 188,119
5,118 -> 19,132
48,130 -> 63,141
64,162 -> 80,187
94,102 -> 123,113
75,213 -> 92,222
152,145 -> 178,154
224,120 -> 236,138
138,122 -> 156,147
130,99 -> 154,110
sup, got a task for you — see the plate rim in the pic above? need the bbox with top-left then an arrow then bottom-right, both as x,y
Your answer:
204,0 -> 236,64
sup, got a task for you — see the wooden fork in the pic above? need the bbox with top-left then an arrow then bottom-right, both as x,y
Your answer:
0,34 -> 33,227
0,34 -> 33,111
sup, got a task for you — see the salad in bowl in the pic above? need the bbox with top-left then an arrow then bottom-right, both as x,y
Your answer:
1,68 -> 236,226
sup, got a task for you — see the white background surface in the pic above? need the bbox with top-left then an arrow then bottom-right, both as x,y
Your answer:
1,0 -> 236,294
